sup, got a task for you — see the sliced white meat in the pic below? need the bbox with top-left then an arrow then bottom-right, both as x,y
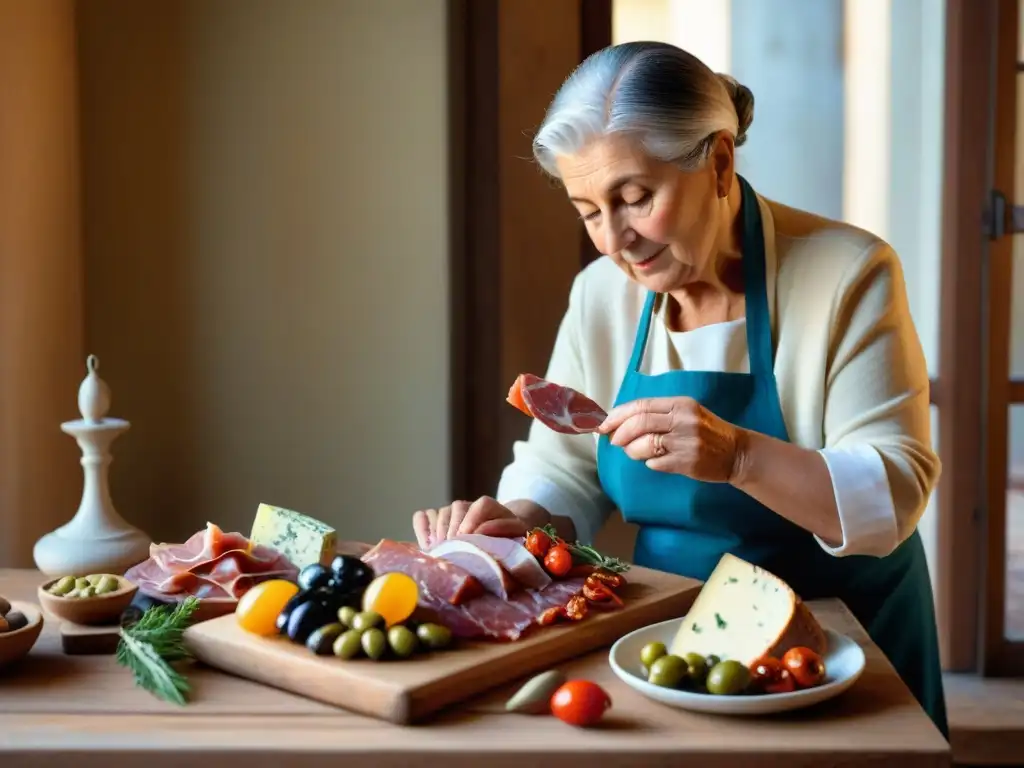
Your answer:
450,533 -> 552,591
427,539 -> 520,600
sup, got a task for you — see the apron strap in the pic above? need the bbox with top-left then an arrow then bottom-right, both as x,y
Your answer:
628,290 -> 658,374
737,175 -> 774,376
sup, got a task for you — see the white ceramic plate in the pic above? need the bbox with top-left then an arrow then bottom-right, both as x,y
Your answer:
608,618 -> 866,715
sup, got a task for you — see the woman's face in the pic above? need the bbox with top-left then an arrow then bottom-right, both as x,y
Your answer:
555,133 -> 733,294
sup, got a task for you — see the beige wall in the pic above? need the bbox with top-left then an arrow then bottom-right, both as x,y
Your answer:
76,0 -> 449,546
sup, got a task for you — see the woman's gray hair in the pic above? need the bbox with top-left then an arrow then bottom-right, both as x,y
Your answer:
532,41 -> 754,178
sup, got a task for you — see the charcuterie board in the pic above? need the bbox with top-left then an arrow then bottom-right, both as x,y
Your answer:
184,564 -> 701,724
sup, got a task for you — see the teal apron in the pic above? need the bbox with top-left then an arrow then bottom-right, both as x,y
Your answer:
596,175 -> 949,739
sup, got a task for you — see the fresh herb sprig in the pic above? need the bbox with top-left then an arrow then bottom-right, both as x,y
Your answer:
537,524 -> 631,574
115,596 -> 200,706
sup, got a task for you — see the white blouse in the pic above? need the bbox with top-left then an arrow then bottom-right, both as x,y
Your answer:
494,194 -> 938,558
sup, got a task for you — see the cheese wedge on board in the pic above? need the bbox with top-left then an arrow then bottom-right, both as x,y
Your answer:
249,503 -> 336,569
669,553 -> 828,667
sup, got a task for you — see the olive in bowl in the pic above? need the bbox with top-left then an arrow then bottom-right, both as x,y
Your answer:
0,598 -> 44,668
37,573 -> 138,625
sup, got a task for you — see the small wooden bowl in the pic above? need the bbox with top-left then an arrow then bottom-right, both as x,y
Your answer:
37,574 -> 138,625
0,601 -> 44,667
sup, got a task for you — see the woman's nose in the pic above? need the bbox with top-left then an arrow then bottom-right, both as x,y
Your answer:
597,222 -> 636,255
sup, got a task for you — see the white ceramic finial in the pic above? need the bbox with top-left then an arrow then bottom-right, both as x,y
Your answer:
78,354 -> 111,423
33,354 -> 152,577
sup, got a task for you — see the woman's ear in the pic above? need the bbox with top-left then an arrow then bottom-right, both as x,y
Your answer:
711,132 -> 735,198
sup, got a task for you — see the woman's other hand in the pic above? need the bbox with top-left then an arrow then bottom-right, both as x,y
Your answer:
599,396 -> 747,483
412,495 -> 529,549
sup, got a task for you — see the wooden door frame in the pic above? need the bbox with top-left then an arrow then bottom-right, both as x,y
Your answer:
447,0 -> 612,502
979,0 -> 1024,676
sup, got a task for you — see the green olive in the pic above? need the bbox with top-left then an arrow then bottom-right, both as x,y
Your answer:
86,574 -> 105,586
306,622 -> 345,656
77,585 -> 97,599
49,576 -> 76,596
387,625 -> 418,658
95,575 -> 119,595
333,629 -> 364,659
74,577 -> 90,591
415,622 -> 452,650
352,611 -> 383,632
683,652 -> 708,685
362,627 -> 387,660
706,660 -> 751,695
337,606 -> 357,628
647,654 -> 688,688
640,641 -> 667,669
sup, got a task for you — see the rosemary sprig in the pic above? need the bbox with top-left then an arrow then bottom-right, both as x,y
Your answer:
538,524 -> 631,574
115,596 -> 200,706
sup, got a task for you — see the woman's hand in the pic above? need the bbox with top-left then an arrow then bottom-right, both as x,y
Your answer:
598,396 -> 747,482
412,495 -> 529,549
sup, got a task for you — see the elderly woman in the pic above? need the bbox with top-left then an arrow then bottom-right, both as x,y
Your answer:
412,42 -> 946,735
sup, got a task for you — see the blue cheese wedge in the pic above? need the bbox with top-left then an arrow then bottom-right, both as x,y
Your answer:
250,503 -> 337,569
669,553 -> 828,667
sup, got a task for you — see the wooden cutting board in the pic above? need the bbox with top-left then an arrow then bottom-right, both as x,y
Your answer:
184,564 -> 700,724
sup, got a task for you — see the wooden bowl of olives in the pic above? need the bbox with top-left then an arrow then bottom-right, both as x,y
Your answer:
0,597 -> 44,667
37,573 -> 138,625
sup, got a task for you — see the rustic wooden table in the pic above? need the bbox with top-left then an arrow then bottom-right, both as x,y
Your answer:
0,568 -> 951,767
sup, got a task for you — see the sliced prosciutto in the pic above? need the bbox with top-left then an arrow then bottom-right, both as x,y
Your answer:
124,522 -> 298,601
363,537 -> 586,641
362,539 -> 483,605
507,373 -> 607,434
418,577 -> 586,641
429,533 -> 551,593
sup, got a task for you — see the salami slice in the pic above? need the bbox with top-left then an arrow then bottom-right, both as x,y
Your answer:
506,373 -> 607,434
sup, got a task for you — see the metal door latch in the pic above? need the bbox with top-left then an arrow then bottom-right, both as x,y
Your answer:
986,189 -> 1024,239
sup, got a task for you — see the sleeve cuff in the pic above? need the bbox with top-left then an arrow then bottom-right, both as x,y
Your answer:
815,444 -> 899,557
496,465 -> 604,544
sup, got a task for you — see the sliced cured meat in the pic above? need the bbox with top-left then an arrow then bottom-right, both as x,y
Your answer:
361,539 -> 483,605
426,539 -> 520,600
438,533 -> 552,591
124,522 -> 298,602
418,577 -> 586,641
507,373 -> 607,434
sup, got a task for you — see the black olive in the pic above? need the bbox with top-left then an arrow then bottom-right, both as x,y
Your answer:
286,599 -> 335,644
276,588 -> 314,633
330,555 -> 375,591
298,563 -> 332,591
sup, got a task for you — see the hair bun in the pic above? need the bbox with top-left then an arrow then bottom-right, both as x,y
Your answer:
717,74 -> 754,146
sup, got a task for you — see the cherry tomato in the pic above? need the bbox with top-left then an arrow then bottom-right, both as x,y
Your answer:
236,579 -> 300,636
749,655 -> 783,690
763,667 -> 796,694
782,647 -> 826,688
543,545 -> 573,577
550,680 -> 611,727
525,529 -> 554,558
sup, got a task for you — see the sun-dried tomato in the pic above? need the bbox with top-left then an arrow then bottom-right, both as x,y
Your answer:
538,606 -> 563,626
588,570 -> 625,589
564,594 -> 588,621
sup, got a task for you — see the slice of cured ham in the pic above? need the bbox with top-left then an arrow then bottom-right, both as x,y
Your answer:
507,373 -> 607,434
363,538 -> 585,641
125,522 -> 298,601
361,539 -> 484,605
430,534 -> 552,592
418,577 -> 586,641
